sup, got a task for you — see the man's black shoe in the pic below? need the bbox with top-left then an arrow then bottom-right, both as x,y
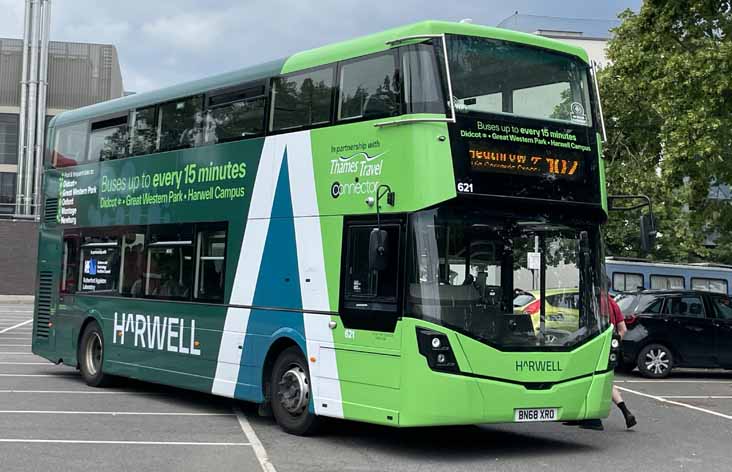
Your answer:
625,414 -> 637,429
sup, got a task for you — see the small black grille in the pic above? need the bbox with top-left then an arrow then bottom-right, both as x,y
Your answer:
35,271 -> 53,339
43,198 -> 58,224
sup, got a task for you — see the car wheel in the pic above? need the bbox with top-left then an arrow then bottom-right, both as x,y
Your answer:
270,346 -> 320,436
637,343 -> 673,378
78,321 -> 111,387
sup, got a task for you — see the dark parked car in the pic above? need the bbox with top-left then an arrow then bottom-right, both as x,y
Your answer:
615,290 -> 732,378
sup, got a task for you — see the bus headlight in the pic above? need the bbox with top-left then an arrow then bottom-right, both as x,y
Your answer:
417,328 -> 459,373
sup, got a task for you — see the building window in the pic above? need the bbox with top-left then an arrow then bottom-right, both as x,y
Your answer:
88,116 -> 128,162
612,272 -> 644,292
691,277 -> 728,294
158,96 -> 203,152
52,121 -> 88,168
0,113 -> 19,165
206,86 -> 266,143
338,53 -> 399,121
650,274 -> 685,290
270,67 -> 334,131
0,172 -> 16,214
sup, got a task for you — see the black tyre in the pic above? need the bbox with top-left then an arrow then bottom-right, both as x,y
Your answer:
270,346 -> 320,436
78,321 -> 111,387
637,343 -> 673,378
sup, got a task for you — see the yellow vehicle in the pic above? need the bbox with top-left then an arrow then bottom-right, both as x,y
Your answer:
514,289 -> 581,341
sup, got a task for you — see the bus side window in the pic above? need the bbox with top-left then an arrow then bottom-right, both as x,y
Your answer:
88,115 -> 128,162
206,85 -> 266,144
78,234 -> 120,294
145,225 -> 194,300
61,234 -> 80,293
270,66 -> 335,132
119,230 -> 146,297
52,121 -> 88,168
130,106 -> 157,156
401,42 -> 446,115
194,225 -> 227,302
158,96 -> 204,152
338,52 -> 399,121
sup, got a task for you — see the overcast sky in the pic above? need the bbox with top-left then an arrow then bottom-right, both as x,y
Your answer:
0,0 -> 641,93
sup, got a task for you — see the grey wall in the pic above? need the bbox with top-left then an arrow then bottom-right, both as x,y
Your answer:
0,220 -> 39,295
0,38 -> 124,109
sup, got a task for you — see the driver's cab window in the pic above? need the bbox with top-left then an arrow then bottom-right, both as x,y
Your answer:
344,224 -> 399,301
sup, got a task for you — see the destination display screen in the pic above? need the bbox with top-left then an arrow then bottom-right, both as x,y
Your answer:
449,113 -> 600,204
460,116 -> 591,180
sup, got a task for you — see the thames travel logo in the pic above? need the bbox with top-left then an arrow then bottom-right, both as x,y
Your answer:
329,140 -> 386,199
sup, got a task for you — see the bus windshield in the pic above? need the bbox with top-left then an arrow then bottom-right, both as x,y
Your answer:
447,35 -> 593,127
408,206 -> 607,350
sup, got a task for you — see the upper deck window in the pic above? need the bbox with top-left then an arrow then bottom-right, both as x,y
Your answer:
52,121 -> 88,168
270,67 -> 334,131
88,116 -> 128,162
206,85 -> 266,143
158,96 -> 203,151
338,53 -> 399,121
401,42 -> 446,114
446,36 -> 593,127
130,106 -> 157,156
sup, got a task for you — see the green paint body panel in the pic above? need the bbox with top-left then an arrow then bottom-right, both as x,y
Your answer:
32,20 -> 612,430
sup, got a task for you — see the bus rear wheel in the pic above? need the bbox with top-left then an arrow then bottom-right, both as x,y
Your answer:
270,346 -> 319,436
79,321 -> 111,387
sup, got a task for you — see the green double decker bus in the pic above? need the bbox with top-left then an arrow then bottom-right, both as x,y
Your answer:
33,21 -> 618,435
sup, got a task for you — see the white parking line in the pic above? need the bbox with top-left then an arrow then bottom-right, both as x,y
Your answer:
0,320 -> 32,334
0,374 -> 77,377
662,396 -> 732,399
0,353 -> 36,355
616,380 -> 732,384
0,410 -> 235,416
235,407 -> 277,472
617,386 -> 732,420
0,345 -> 31,347
0,390 -> 165,395
0,362 -> 50,365
0,439 -> 250,446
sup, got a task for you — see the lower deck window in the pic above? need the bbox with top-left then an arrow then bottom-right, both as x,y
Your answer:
62,222 -> 227,303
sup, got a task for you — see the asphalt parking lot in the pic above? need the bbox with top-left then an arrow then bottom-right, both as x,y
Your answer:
2,302 -> 731,472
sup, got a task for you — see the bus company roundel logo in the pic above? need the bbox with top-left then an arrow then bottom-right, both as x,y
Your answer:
331,182 -> 341,198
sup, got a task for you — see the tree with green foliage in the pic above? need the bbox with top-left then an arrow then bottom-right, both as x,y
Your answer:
599,0 -> 732,264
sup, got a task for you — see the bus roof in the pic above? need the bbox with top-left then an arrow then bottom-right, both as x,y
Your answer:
51,20 -> 590,129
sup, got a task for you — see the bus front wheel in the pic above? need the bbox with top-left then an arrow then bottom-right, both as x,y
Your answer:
79,321 -> 111,387
270,346 -> 320,435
